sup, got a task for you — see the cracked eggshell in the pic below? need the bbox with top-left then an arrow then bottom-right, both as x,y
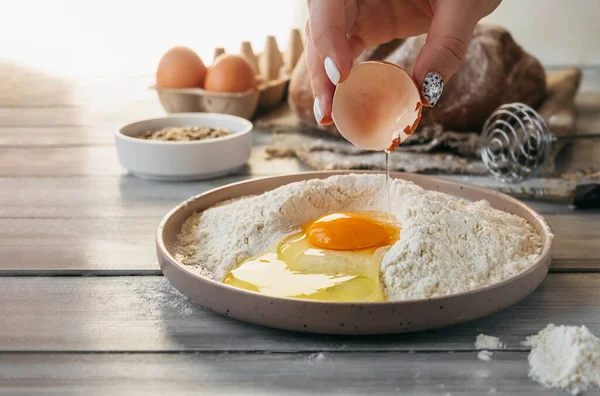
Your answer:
331,61 -> 422,151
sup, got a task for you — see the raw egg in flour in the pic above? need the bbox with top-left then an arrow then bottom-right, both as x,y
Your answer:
331,61 -> 423,152
223,211 -> 400,302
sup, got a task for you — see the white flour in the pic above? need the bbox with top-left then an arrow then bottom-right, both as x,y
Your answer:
477,350 -> 494,362
176,174 -> 547,301
475,334 -> 504,362
523,324 -> 600,395
475,334 -> 504,350
307,352 -> 328,363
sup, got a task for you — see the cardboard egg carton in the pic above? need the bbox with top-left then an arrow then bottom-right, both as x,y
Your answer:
153,29 -> 304,120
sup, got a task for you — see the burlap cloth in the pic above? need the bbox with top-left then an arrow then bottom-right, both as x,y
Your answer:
258,68 -> 581,176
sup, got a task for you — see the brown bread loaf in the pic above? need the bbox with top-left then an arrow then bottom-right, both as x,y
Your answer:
288,25 -> 546,134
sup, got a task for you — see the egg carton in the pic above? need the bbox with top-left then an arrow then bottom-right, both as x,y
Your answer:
152,86 -> 261,120
152,30 -> 303,120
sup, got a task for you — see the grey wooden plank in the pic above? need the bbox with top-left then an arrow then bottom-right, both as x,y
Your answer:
0,274 -> 597,352
1,137 -> 596,178
577,67 -> 600,94
0,175 -> 257,218
550,213 -> 600,271
555,138 -> 600,173
576,91 -> 600,136
0,217 -> 160,273
0,71 -> 162,128
0,100 -> 159,128
0,351 -> 586,396
442,175 -> 600,214
0,145 -> 306,177
0,61 -> 78,107
0,214 -> 596,273
0,146 -> 124,176
1,175 -> 596,220
0,68 -> 596,144
0,107 -> 86,127
0,62 -> 156,108
0,126 -> 115,146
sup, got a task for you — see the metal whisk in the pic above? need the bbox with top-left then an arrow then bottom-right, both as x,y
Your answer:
480,103 -> 599,183
480,103 -> 552,183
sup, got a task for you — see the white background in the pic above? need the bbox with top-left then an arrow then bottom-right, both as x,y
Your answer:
0,0 -> 597,77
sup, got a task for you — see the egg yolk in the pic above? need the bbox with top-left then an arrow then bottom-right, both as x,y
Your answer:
305,212 -> 399,251
222,211 -> 400,302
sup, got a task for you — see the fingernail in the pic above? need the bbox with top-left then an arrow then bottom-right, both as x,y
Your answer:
421,71 -> 444,107
313,97 -> 325,124
324,57 -> 340,85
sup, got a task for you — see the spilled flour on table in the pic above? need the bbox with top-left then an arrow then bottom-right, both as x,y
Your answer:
175,174 -> 547,301
475,334 -> 505,350
523,324 -> 600,395
475,334 -> 504,362
127,278 -> 199,318
307,352 -> 329,363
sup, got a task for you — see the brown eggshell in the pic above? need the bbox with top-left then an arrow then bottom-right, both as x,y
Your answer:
156,46 -> 207,89
205,54 -> 258,93
331,61 -> 422,151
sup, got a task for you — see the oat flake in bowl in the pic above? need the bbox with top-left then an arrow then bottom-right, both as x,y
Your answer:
138,126 -> 230,141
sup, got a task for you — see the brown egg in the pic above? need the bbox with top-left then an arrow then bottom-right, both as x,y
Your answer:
204,54 -> 258,93
332,61 -> 422,152
156,46 -> 206,88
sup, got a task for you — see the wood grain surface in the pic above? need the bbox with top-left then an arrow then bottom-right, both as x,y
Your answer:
0,214 -> 597,273
0,145 -> 308,177
0,275 -> 598,352
0,352 -> 585,396
0,62 -> 599,395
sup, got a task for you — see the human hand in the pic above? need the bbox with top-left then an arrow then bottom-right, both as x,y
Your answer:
306,0 -> 501,125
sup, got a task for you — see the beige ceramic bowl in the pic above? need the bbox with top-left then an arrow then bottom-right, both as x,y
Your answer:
156,171 -> 553,335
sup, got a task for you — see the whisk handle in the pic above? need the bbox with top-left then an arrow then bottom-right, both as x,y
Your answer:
554,133 -> 600,141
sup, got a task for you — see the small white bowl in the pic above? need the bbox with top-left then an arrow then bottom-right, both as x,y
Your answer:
115,113 -> 253,181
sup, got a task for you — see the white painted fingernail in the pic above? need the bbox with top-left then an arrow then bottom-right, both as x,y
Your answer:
421,71 -> 444,107
324,57 -> 340,85
313,97 -> 325,124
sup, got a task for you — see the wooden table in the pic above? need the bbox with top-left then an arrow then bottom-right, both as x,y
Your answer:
1,63 -> 599,395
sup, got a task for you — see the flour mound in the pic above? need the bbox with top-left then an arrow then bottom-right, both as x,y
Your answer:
176,174 -> 546,300
380,178 -> 544,300
475,334 -> 504,350
523,324 -> 600,395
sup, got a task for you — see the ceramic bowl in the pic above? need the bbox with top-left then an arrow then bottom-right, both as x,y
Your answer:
115,113 -> 253,181
156,171 -> 554,335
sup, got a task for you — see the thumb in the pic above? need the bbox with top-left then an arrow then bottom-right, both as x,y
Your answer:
412,0 -> 481,107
